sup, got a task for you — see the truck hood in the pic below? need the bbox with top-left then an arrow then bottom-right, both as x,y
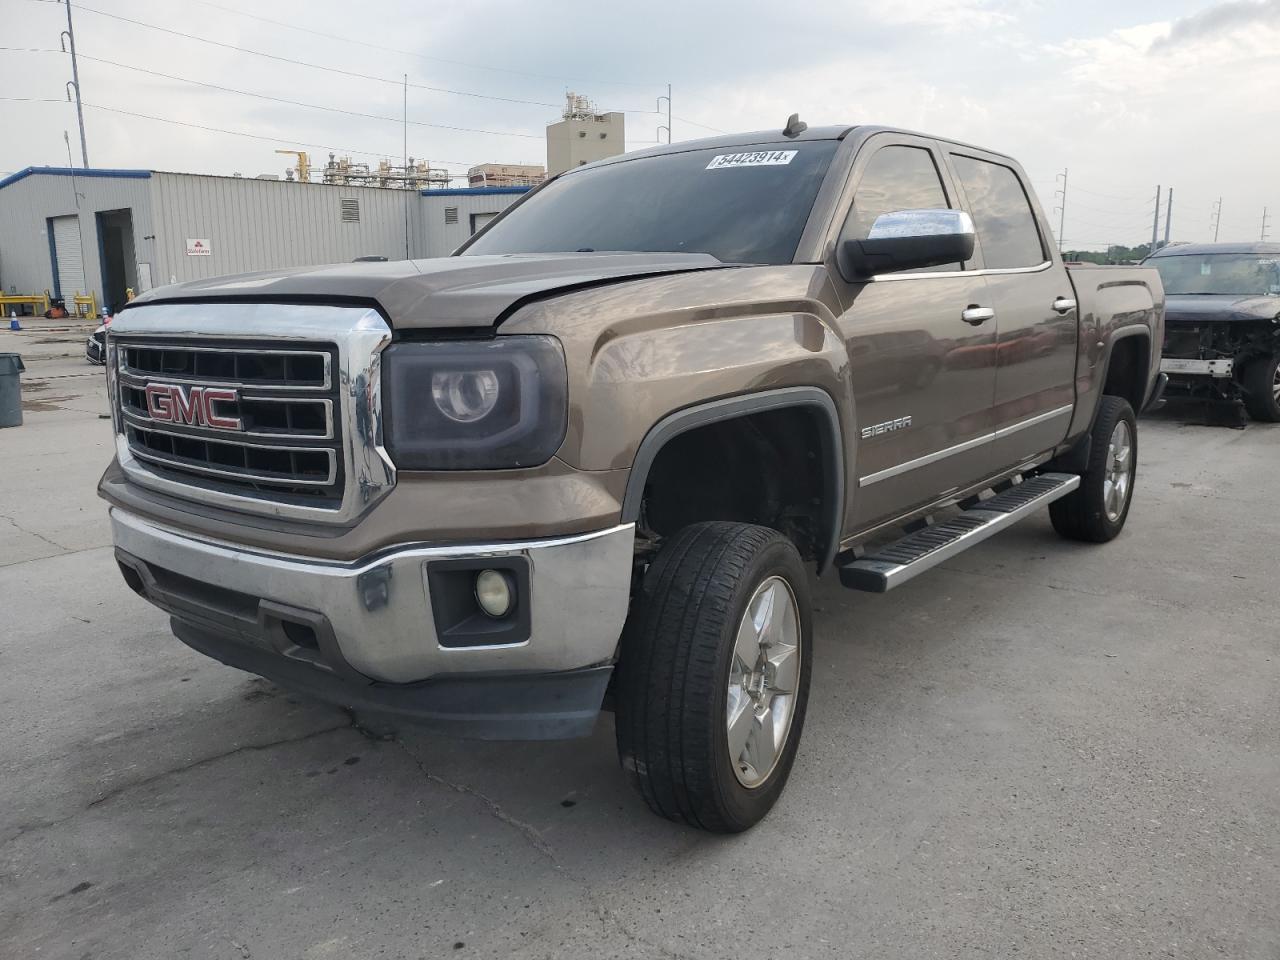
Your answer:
1165,294 -> 1280,324
124,253 -> 728,330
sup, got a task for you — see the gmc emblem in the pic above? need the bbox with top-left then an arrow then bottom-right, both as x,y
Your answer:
144,383 -> 242,431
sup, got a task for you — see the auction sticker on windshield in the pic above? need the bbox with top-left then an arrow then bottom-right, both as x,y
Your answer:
706,150 -> 797,170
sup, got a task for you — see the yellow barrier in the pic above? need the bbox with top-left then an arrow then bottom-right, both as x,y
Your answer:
0,292 -> 51,317
71,292 -> 99,319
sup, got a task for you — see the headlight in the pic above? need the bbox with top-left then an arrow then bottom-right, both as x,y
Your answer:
384,336 -> 567,470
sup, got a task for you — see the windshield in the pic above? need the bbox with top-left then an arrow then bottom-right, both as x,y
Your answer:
461,141 -> 839,265
1151,253 -> 1280,296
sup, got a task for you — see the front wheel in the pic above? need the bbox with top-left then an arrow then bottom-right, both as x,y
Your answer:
615,522 -> 813,833
1050,395 -> 1137,543
1241,353 -> 1280,422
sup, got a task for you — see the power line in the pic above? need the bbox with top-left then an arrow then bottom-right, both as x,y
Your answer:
184,0 -> 658,88
15,3 -> 654,114
673,115 -> 726,134
0,97 -> 482,170
1066,184 -> 1152,203
1,48 -> 542,139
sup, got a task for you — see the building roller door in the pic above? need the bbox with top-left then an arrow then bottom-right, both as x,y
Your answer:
50,215 -> 86,298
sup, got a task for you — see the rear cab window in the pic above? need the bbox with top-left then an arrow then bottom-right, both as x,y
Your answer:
949,154 -> 1047,270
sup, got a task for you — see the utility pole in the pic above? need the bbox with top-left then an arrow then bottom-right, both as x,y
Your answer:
1263,207 -> 1272,242
1054,168 -> 1068,252
1211,198 -> 1222,242
1163,187 -> 1173,247
656,84 -> 672,144
61,0 -> 89,167
402,74 -> 410,261
666,83 -> 672,144
1151,185 -> 1161,256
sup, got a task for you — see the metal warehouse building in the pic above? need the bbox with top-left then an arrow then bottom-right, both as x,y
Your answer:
0,167 -> 529,315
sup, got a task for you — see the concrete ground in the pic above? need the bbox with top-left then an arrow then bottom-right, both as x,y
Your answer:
1,331 -> 1277,959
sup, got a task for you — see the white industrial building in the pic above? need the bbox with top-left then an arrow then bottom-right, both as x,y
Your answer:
0,167 -> 530,315
418,187 -> 529,258
546,93 -> 625,176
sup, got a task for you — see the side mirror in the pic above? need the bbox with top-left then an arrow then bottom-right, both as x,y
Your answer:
838,209 -> 976,281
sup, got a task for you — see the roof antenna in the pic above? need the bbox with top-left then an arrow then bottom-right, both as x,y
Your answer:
783,113 -> 807,138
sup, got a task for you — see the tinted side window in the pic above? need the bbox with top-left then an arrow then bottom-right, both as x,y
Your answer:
845,145 -> 950,240
950,155 -> 1045,269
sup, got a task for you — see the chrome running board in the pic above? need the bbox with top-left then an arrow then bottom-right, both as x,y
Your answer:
838,473 -> 1081,593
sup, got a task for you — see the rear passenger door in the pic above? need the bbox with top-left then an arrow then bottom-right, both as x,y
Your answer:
945,152 -> 1078,468
830,136 -> 1002,532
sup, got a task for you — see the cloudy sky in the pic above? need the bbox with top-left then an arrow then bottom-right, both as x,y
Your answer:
3,0 -> 1277,249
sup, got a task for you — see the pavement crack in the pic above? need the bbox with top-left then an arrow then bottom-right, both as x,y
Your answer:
0,543 -> 111,569
0,512 -> 70,553
392,736 -> 560,866
4,722 -> 352,846
86,722 -> 350,809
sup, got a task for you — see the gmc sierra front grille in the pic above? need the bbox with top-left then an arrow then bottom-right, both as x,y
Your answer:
115,340 -> 344,504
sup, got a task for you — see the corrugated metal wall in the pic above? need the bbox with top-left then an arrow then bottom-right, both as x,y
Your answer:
1,174 -> 532,312
0,171 -> 153,307
150,173 -> 415,283
420,190 -> 527,258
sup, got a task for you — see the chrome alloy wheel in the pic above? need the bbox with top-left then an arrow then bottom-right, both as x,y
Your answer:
1103,419 -> 1133,522
1272,363 -> 1280,405
726,575 -> 802,788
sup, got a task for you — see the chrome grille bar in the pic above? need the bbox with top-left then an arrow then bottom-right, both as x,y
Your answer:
119,343 -> 332,391
126,423 -> 338,486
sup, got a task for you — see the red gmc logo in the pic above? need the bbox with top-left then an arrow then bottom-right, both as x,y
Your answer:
144,383 -> 242,431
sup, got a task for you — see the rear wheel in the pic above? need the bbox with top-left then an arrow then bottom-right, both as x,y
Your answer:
1050,395 -> 1137,543
1241,353 -> 1280,422
615,522 -> 812,833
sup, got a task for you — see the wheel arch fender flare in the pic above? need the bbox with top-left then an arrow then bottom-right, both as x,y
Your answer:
620,387 -> 847,574
1105,324 -> 1156,410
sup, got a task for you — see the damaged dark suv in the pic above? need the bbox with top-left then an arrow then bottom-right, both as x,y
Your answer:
1147,242 -> 1280,423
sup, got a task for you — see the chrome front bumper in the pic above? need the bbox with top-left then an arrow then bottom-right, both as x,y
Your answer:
110,508 -> 635,685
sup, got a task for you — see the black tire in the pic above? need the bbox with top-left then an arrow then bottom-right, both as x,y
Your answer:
615,522 -> 813,833
1241,353 -> 1280,422
1050,395 -> 1137,543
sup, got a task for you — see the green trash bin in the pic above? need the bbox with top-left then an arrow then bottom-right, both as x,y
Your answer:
0,353 -> 25,428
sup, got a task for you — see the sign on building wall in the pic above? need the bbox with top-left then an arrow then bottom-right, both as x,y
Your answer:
185,238 -> 212,256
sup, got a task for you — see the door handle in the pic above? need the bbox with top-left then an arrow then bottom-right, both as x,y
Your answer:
961,306 -> 995,326
1052,297 -> 1077,315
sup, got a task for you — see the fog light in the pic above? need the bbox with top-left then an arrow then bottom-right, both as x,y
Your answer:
474,569 -> 513,618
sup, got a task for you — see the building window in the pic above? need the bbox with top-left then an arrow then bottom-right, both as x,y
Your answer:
340,198 -> 359,223
444,207 -> 459,225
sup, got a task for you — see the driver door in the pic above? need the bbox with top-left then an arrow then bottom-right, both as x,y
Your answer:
829,136 -> 1002,532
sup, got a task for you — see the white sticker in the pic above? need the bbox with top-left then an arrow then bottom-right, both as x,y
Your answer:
185,238 -> 212,256
706,150 -> 797,170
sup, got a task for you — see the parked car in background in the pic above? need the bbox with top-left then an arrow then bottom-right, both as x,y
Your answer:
100,122 -> 1164,832
85,319 -> 108,365
1146,242 -> 1280,422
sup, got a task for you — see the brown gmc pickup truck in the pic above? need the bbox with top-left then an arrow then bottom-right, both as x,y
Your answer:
101,121 -> 1165,832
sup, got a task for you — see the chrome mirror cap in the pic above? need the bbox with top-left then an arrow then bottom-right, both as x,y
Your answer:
868,208 -> 975,241
839,208 -> 977,280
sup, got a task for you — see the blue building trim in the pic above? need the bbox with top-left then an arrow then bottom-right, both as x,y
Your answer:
46,217 -> 61,300
420,186 -> 531,197
0,166 -> 151,191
